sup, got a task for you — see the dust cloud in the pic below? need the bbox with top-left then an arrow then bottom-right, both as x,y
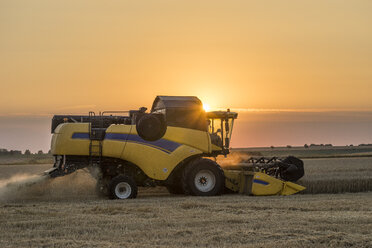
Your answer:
0,170 -> 97,203
217,152 -> 249,167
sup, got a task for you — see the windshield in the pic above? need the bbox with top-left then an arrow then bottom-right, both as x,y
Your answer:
208,117 -> 235,151
206,110 -> 237,154
208,118 -> 223,147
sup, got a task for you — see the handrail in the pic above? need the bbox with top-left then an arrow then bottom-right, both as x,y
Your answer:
101,111 -> 130,116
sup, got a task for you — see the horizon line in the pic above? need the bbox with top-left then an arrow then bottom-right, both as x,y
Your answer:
216,107 -> 372,113
1,108 -> 372,117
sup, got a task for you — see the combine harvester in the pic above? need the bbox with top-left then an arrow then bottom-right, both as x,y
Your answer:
45,96 -> 305,199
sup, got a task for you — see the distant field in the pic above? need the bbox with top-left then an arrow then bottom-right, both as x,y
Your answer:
0,155 -> 53,165
232,146 -> 372,158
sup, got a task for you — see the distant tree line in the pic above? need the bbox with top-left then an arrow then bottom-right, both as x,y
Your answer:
0,149 -> 22,156
304,144 -> 333,148
262,143 -> 372,149
303,143 -> 372,148
0,148 -> 51,156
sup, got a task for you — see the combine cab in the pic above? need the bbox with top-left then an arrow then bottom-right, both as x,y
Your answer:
47,95 -> 305,199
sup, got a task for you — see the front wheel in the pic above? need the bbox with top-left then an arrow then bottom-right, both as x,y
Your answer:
182,158 -> 225,196
109,175 -> 138,199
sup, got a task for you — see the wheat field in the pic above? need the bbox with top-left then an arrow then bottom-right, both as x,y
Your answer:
1,157 -> 372,247
1,190 -> 372,247
299,157 -> 372,194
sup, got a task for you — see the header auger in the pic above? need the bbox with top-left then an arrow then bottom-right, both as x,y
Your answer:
46,95 -> 305,199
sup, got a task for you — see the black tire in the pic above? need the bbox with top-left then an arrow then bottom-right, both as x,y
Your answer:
109,175 -> 138,199
166,184 -> 184,194
223,187 -> 236,195
136,114 -> 167,141
182,158 -> 225,196
280,156 -> 305,182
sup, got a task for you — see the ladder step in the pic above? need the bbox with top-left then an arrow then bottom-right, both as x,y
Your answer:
88,113 -> 103,166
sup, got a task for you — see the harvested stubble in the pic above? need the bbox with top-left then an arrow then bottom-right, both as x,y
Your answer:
1,160 -> 372,247
1,192 -> 372,248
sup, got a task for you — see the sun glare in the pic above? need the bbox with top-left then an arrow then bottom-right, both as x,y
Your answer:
203,103 -> 211,112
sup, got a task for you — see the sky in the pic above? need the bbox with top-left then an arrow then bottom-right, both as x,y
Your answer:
1,0 -> 372,152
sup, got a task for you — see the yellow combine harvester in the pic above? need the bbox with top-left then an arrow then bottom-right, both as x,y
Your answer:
46,96 -> 305,199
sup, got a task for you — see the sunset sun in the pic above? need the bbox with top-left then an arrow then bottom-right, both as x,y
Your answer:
203,103 -> 211,112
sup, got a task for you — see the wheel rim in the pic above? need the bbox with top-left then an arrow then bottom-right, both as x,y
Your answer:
114,182 -> 132,199
194,170 -> 216,192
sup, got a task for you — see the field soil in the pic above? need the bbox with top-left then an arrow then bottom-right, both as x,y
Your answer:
1,157 -> 372,247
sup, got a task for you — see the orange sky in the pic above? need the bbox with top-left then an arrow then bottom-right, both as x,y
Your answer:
1,0 -> 372,116
1,1 -> 372,151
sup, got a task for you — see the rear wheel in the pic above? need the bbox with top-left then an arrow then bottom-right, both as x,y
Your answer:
182,158 -> 225,196
109,175 -> 138,199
